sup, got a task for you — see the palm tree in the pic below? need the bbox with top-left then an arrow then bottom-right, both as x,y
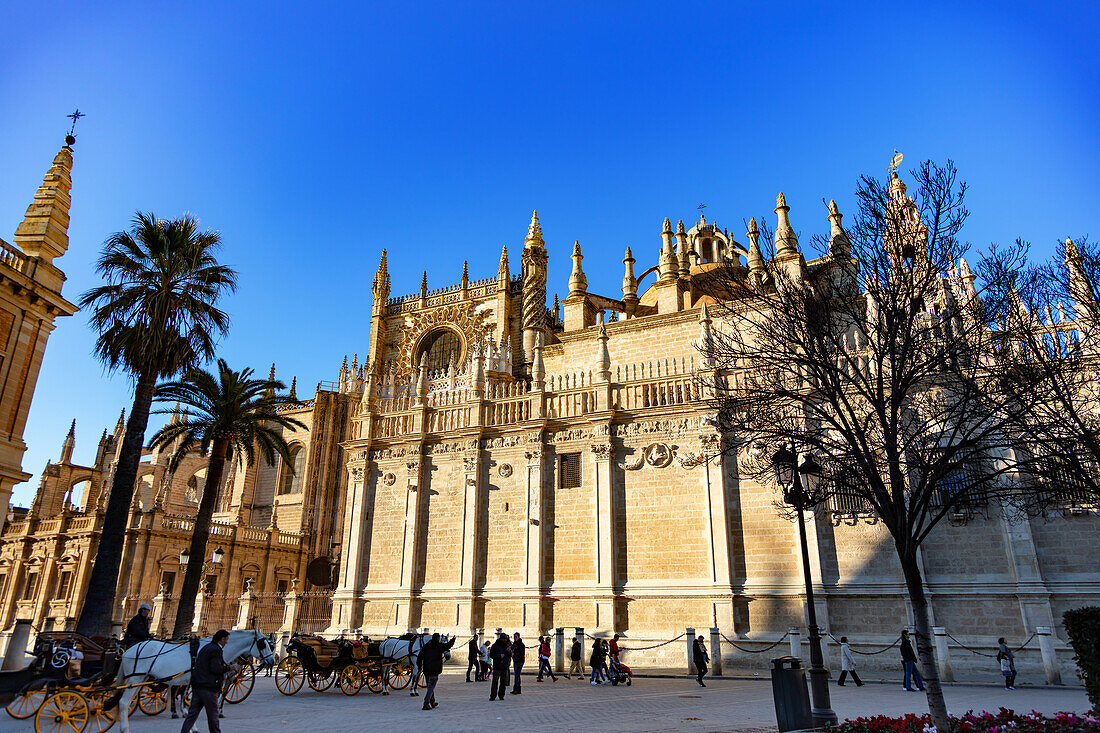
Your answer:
149,360 -> 305,637
75,213 -> 237,636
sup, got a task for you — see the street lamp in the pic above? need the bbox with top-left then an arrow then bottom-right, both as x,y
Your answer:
211,547 -> 224,565
179,549 -> 189,566
772,444 -> 837,728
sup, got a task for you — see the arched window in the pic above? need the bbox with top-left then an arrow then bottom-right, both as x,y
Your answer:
185,473 -> 202,503
418,329 -> 462,372
279,447 -> 306,495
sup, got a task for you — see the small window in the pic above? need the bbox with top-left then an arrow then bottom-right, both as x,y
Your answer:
279,448 -> 306,495
160,571 -> 176,595
276,579 -> 289,596
203,574 -> 217,595
560,452 -> 581,489
57,571 -> 73,599
22,572 -> 39,600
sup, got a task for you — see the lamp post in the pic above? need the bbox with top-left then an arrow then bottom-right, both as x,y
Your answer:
773,444 -> 838,728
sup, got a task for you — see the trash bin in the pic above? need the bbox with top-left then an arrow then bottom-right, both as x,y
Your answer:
771,656 -> 813,732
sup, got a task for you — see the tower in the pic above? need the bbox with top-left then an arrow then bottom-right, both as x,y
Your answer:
521,211 -> 548,366
0,138 -> 79,524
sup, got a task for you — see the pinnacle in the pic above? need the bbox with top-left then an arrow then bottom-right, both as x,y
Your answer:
747,217 -> 758,235
624,246 -> 633,260
269,363 -> 276,381
828,200 -> 841,218
662,217 -> 673,233
775,192 -> 789,211
676,219 -> 686,235
526,210 -> 544,244
66,419 -> 76,437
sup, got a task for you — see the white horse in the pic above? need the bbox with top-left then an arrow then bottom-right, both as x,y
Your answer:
115,629 -> 274,733
377,633 -> 450,696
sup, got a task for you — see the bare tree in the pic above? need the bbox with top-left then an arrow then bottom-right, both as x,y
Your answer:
696,160 -> 1041,730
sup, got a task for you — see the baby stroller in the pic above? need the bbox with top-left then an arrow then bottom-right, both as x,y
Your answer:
607,656 -> 632,686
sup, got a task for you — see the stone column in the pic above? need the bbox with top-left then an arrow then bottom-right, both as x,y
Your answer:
574,627 -> 585,674
1,619 -> 32,670
458,443 -> 482,631
932,626 -> 953,682
789,627 -> 801,660
699,433 -> 734,631
332,452 -> 370,632
591,436 -> 615,631
397,446 -> 425,630
554,627 -> 564,673
523,440 -> 546,631
686,627 -> 696,674
192,592 -> 206,634
150,584 -> 169,636
710,627 -> 723,676
279,580 -> 301,634
235,579 -> 256,630
1037,626 -> 1062,685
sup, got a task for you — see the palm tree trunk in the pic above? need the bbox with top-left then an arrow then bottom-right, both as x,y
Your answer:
172,438 -> 230,638
898,549 -> 951,732
76,369 -> 158,637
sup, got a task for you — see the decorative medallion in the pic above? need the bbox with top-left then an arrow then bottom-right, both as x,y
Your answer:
498,463 -> 513,478
382,472 -> 397,486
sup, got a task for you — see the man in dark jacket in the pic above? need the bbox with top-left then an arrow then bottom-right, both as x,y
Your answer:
466,633 -> 479,682
122,603 -> 153,648
510,633 -> 525,694
417,633 -> 456,710
900,630 -> 925,691
488,632 -> 512,701
181,629 -> 237,733
693,635 -> 709,687
567,635 -> 583,679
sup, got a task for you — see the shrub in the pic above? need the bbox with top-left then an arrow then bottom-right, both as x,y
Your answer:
1063,606 -> 1100,712
829,709 -> 1099,733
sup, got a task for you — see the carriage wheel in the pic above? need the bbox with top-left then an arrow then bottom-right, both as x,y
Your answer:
84,690 -> 118,733
363,667 -> 384,694
6,687 -> 47,720
181,686 -> 192,710
274,657 -> 304,696
388,663 -> 412,690
417,672 -> 427,689
307,669 -> 334,692
338,666 -> 363,696
223,661 -> 255,704
137,685 -> 168,716
33,690 -> 89,733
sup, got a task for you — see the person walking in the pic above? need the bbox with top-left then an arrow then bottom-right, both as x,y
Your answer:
693,635 -> 709,687
589,639 -> 605,685
466,633 -> 480,683
536,636 -> 558,681
418,633 -> 456,710
837,637 -> 864,686
478,639 -> 491,681
123,603 -> 154,648
489,632 -> 512,701
900,630 -> 925,691
180,629 -> 237,733
510,633 -> 525,694
608,634 -> 620,663
997,637 -> 1017,690
566,635 -> 583,679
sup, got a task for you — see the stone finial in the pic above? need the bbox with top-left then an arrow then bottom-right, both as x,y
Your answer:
473,342 -> 486,395
594,313 -> 611,381
498,244 -> 509,279
1066,237 -> 1082,265
662,217 -> 673,234
552,293 -> 560,320
14,144 -> 74,263
699,302 -> 715,368
268,363 -> 276,382
461,260 -> 469,288
415,353 -> 429,401
420,270 -> 428,297
746,217 -> 765,285
676,219 -> 686,235
774,192 -> 798,257
289,377 -> 298,401
622,246 -> 638,303
114,409 -> 126,438
169,402 -> 182,426
525,210 -> 544,248
531,332 -> 546,389
827,200 -> 851,259
569,240 -> 587,297
60,419 -> 76,463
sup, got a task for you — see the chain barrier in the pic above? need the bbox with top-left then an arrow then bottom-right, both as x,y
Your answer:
719,631 -> 790,654
825,633 -> 902,656
945,631 -> 1036,659
581,631 -> 686,653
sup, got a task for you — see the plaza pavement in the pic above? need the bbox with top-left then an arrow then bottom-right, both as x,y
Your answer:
0,671 -> 1090,733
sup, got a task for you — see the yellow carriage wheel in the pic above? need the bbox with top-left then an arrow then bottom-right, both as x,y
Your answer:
337,665 -> 363,696
83,690 -> 118,733
223,661 -> 255,704
363,668 -> 384,694
33,690 -> 89,733
6,687 -> 47,719
306,669 -> 333,692
387,663 -> 412,690
137,685 -> 167,716
274,656 -> 304,695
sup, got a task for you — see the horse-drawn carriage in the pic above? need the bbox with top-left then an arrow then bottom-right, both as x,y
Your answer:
274,633 -> 431,697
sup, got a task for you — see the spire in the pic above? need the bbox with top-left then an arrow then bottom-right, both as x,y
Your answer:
14,143 -> 74,264
525,210 -> 544,248
746,217 -> 765,286
1064,238 -> 1097,324
659,217 -> 677,283
827,200 -> 851,259
676,219 -> 686,235
60,419 -> 75,463
774,192 -> 798,257
461,260 -> 469,289
169,402 -> 182,426
420,270 -> 428,298
113,409 -> 126,439
621,246 -> 638,307
289,377 -> 298,401
265,363 -> 276,397
531,332 -> 546,389
675,219 -> 690,277
498,244 -> 509,280
552,293 -> 560,321
568,240 -> 588,297
594,313 -> 611,382
662,217 -> 673,234
699,303 -> 715,369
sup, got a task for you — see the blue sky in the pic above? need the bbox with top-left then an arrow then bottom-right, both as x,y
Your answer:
1,1 -> 1097,505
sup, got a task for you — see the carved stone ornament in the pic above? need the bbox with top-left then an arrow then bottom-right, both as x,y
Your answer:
644,442 -> 673,468
382,472 -> 397,486
465,477 -> 477,487
350,466 -> 365,481
389,301 -> 494,378
406,460 -> 419,474
463,456 -> 479,473
498,463 -> 513,477
590,443 -> 612,459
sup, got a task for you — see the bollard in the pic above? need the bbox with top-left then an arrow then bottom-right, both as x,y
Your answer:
278,630 -> 290,657
1036,626 -> 1062,685
574,627 -> 586,674
710,628 -> 723,676
686,627 -> 697,674
554,627 -> 565,673
788,627 -> 801,661
932,627 -> 953,682
2,619 -> 33,671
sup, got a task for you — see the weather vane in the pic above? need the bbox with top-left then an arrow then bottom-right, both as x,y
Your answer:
65,109 -> 85,145
697,202 -> 707,220
889,149 -> 903,177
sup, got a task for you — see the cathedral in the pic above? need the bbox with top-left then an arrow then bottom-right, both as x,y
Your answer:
1,139 -> 1098,682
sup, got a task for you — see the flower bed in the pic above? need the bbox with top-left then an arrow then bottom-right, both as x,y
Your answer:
829,709 -> 1099,733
